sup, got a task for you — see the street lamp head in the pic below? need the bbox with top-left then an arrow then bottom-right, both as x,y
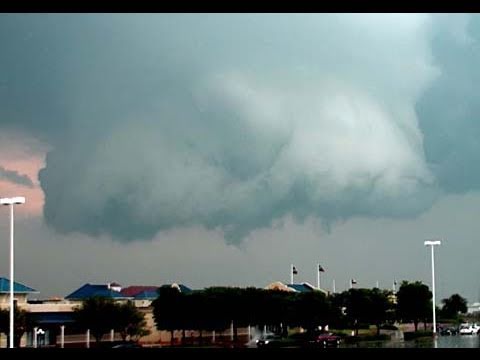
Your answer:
424,240 -> 441,246
12,197 -> 26,205
0,197 -> 26,205
0,198 -> 12,206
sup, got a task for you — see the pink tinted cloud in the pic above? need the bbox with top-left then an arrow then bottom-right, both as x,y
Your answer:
0,132 -> 48,218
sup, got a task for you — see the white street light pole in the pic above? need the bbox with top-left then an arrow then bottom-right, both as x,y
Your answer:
1,196 -> 26,348
424,239 -> 441,336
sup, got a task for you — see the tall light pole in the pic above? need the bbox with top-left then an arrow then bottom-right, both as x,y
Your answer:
1,196 -> 26,348
290,264 -> 298,284
424,239 -> 441,336
317,264 -> 325,290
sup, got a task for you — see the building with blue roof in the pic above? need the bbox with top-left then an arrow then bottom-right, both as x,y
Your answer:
120,283 -> 193,308
0,277 -> 38,310
286,283 -> 317,293
65,283 -> 133,303
65,282 -> 192,307
134,290 -> 159,299
265,281 -> 328,295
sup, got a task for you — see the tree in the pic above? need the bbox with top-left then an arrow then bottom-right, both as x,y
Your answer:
340,289 -> 374,336
74,297 -> 118,343
182,291 -> 203,343
396,281 -> 432,332
368,288 -> 391,336
291,291 -> 331,333
259,290 -> 295,335
152,285 -> 183,345
199,286 -> 246,342
241,287 -> 265,330
116,301 -> 150,341
440,294 -> 468,320
329,292 -> 349,329
0,307 -> 33,347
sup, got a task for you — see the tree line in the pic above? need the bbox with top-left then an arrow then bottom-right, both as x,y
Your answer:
152,281 -> 469,344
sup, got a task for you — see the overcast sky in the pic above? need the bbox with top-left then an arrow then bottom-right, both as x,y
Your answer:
0,14 -> 479,303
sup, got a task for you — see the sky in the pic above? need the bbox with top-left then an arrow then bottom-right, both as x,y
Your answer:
0,13 -> 480,303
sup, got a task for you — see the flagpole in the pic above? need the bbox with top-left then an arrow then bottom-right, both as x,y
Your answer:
290,264 -> 293,284
317,264 -> 320,289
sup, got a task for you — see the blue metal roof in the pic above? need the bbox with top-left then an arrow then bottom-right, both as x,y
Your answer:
0,278 -> 37,293
134,290 -> 158,300
65,284 -> 131,300
286,284 -> 315,293
177,284 -> 193,294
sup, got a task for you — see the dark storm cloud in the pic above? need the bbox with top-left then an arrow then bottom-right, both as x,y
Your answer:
417,16 -> 480,194
0,14 -> 476,243
0,166 -> 34,188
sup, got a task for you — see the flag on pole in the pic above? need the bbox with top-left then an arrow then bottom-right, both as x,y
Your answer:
292,266 -> 298,275
318,264 -> 325,272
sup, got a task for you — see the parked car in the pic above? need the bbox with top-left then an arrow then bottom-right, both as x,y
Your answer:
460,323 -> 475,335
440,326 -> 458,336
310,332 -> 341,347
256,334 -> 284,348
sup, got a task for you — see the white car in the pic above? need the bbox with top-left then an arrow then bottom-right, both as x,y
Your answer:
459,323 -> 478,335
